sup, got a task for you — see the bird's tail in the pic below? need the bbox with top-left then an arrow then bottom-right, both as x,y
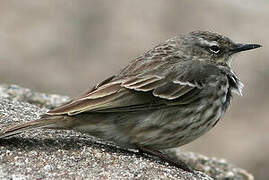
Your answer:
0,115 -> 68,139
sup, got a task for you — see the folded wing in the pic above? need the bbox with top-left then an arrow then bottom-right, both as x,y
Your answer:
47,60 -> 205,115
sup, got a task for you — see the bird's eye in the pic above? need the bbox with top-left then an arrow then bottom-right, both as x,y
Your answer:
209,45 -> 220,53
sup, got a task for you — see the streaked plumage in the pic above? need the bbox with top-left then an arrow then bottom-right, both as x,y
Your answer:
0,31 -> 261,172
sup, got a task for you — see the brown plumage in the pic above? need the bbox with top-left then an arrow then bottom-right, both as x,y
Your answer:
0,31 -> 261,172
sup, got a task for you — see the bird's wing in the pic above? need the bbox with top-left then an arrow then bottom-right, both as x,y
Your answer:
47,60 -> 208,115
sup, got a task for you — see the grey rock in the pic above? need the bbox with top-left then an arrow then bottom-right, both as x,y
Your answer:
0,84 -> 253,180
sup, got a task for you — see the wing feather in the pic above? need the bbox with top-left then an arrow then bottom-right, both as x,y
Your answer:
153,82 -> 194,100
122,75 -> 162,89
47,61 -> 211,115
81,82 -> 122,100
48,77 -> 199,115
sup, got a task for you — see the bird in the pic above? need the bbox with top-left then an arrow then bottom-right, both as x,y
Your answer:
0,31 -> 261,172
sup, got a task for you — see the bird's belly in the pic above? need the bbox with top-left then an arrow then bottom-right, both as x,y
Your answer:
73,86 -> 231,150
129,88 -> 230,149
129,105 -> 224,149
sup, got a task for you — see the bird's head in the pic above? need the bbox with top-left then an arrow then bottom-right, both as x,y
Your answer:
178,31 -> 261,66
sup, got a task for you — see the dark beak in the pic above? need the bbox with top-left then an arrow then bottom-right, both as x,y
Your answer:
231,43 -> 262,53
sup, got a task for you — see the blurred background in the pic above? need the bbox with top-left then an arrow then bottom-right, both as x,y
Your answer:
0,0 -> 268,179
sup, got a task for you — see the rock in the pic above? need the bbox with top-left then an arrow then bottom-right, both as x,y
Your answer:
0,84 -> 69,109
0,84 -> 253,180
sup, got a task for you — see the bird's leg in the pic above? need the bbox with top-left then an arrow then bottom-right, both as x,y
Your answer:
137,146 -> 193,173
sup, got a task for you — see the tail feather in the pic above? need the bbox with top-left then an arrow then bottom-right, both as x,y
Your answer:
0,116 -> 65,139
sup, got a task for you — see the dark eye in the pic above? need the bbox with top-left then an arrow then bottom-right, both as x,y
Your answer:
209,45 -> 220,53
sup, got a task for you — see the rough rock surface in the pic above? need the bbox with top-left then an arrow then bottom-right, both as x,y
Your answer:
0,84 -> 254,180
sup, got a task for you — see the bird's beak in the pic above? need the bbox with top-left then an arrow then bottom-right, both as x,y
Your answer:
231,43 -> 262,53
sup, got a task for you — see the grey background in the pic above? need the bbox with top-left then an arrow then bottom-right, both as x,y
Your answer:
0,0 -> 268,179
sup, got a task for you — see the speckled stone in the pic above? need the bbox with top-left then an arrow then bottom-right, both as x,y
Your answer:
0,84 -> 254,180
